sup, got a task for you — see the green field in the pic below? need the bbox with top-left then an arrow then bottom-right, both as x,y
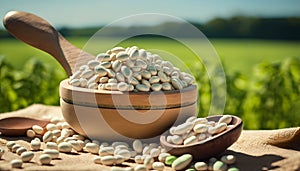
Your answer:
1,37 -> 300,129
1,37 -> 299,77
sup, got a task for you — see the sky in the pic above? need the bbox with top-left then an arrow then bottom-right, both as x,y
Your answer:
1,0 -> 300,29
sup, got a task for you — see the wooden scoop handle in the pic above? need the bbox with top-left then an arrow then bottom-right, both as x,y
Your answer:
3,11 -> 95,76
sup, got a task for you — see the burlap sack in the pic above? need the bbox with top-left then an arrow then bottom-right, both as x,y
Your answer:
0,104 -> 299,171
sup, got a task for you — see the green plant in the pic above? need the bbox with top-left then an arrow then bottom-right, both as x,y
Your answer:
243,58 -> 300,129
0,56 -> 65,113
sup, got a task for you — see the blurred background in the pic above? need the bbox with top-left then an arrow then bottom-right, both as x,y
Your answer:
1,0 -> 300,129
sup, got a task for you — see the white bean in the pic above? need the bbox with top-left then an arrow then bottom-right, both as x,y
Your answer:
87,60 -> 100,69
26,129 -> 36,138
21,151 -> 34,162
149,76 -> 160,84
43,149 -> 59,159
171,135 -> 183,145
12,144 -> 21,153
112,60 -> 122,72
133,140 -> 143,153
99,76 -> 109,83
80,69 -> 94,79
43,131 -> 53,142
58,142 -> 72,153
129,49 -> 139,60
11,159 -> 22,168
16,147 -> 27,155
32,125 -> 44,134
134,155 -> 144,164
85,142 -> 99,154
173,122 -> 194,135
218,115 -> 232,124
101,155 -> 115,165
171,78 -> 183,90
101,61 -> 112,69
99,147 -> 114,156
183,135 -> 198,145
152,162 -> 165,171
143,156 -> 154,169
39,154 -> 51,165
208,123 -> 227,135
31,140 -> 41,151
96,53 -> 110,62
136,84 -> 150,92
69,140 -> 83,152
140,70 -> 151,79
121,66 -> 132,78
114,154 -> 126,164
6,141 -> 16,150
116,149 -> 131,160
151,84 -> 162,91
158,153 -> 171,163
193,124 -> 208,133
111,47 -> 125,54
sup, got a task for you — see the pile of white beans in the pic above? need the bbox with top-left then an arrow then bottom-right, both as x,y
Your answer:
166,115 -> 233,146
68,46 -> 195,92
1,115 -> 239,170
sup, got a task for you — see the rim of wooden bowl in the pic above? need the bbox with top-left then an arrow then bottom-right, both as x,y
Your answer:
59,79 -> 198,110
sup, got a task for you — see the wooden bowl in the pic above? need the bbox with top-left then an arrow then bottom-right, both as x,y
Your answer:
59,79 -> 198,141
160,115 -> 243,160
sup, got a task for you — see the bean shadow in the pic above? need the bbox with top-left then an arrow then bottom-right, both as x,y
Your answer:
0,135 -> 31,142
220,150 -> 284,171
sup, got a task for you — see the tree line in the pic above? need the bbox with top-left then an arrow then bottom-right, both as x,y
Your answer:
1,16 -> 300,40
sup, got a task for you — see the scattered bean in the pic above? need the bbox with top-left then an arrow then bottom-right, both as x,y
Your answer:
43,131 -> 53,142
85,142 -> 99,154
152,161 -> 165,171
16,147 -> 27,155
132,140 -> 143,153
46,142 -> 58,150
12,144 -> 21,153
32,125 -> 44,134
194,162 -> 208,171
43,149 -> 60,159
6,141 -> 16,150
134,164 -> 147,171
11,159 -> 22,168
221,155 -> 236,165
58,142 -> 72,153
21,151 -> 34,162
101,155 -> 115,165
39,154 -> 52,165
31,140 -> 41,151
158,152 -> 171,163
143,155 -> 154,169
26,129 -> 36,138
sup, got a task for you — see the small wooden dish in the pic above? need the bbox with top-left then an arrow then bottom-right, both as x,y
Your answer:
0,117 -> 49,136
59,79 -> 198,141
160,115 -> 243,160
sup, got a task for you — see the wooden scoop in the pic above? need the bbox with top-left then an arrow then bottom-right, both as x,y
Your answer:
3,11 -> 95,76
160,115 -> 243,160
1,11 -> 93,136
